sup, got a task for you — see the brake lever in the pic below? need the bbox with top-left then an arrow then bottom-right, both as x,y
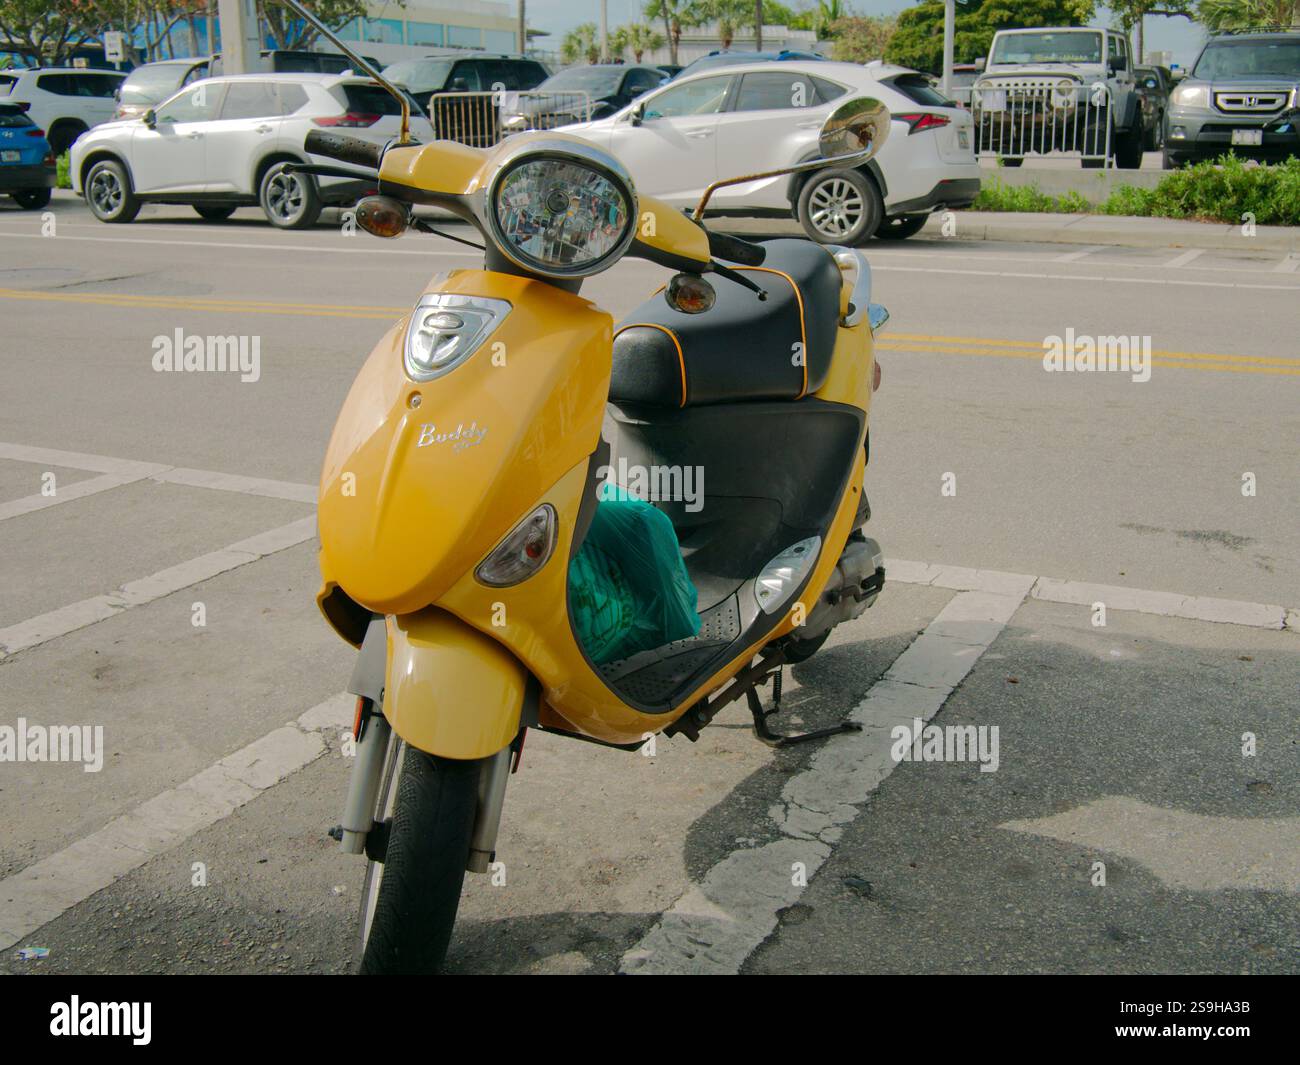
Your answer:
710,260 -> 767,301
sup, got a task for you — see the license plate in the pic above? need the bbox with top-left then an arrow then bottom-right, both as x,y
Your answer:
957,128 -> 970,149
0,150 -> 19,162
1231,128 -> 1263,146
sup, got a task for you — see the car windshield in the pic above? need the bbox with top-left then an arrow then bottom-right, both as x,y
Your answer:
119,63 -> 189,105
540,67 -> 625,94
990,32 -> 1103,65
1193,39 -> 1300,78
383,58 -> 454,93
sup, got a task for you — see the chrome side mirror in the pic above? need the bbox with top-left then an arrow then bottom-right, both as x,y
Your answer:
692,97 -> 890,221
818,96 -> 891,160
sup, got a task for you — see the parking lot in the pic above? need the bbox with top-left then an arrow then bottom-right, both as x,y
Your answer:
0,192 -> 1296,974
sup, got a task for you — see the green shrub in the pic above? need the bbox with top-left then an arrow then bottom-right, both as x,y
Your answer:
974,156 -> 1300,225
56,152 -> 71,190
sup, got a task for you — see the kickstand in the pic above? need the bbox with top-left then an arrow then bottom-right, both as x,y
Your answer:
746,667 -> 863,748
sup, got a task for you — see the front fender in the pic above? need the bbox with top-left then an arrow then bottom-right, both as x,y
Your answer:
384,608 -> 526,759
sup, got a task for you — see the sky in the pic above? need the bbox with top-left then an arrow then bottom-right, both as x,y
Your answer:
519,1 -> 1210,68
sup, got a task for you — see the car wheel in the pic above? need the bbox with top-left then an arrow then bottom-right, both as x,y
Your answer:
11,188 -> 52,210
874,214 -> 929,241
259,162 -> 321,230
193,204 -> 237,221
796,168 -> 883,247
1115,130 -> 1143,169
47,122 -> 86,157
85,158 -> 141,223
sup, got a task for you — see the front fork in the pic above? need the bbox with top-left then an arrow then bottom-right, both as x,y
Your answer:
338,695 -> 514,874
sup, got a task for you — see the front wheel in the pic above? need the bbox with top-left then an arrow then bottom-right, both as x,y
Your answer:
85,158 -> 141,223
796,167 -> 883,247
357,744 -> 481,974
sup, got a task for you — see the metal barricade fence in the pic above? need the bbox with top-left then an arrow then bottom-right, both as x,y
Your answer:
427,91 -> 595,149
971,81 -> 1113,165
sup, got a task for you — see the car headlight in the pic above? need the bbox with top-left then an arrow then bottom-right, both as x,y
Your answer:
485,143 -> 637,279
1172,84 -> 1209,108
403,294 -> 511,382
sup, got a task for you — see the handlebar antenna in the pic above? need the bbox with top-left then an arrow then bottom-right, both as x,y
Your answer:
279,0 -> 411,144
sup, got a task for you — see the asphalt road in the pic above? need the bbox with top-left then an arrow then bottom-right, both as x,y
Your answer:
0,192 -> 1295,974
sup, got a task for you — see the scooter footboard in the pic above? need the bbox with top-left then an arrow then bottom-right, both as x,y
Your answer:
383,608 -> 527,760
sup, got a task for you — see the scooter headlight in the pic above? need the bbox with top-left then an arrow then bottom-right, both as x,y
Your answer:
486,143 -> 637,279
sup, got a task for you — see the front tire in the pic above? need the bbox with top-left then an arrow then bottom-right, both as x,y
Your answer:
85,158 -> 140,223
259,161 -> 321,229
358,745 -> 481,974
796,167 -> 883,247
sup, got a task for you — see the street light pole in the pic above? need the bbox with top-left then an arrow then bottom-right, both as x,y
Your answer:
942,0 -> 955,98
600,0 -> 608,62
755,0 -> 763,52
518,0 -> 526,54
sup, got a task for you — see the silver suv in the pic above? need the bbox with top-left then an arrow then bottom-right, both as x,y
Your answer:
973,26 -> 1144,168
1165,32 -> 1300,169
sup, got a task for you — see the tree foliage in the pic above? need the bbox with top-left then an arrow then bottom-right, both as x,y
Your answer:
884,0 -> 1096,73
828,15 -> 899,62
1197,0 -> 1299,30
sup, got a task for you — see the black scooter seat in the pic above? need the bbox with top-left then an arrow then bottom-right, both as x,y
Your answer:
609,239 -> 842,408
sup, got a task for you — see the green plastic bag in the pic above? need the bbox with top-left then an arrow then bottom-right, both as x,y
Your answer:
569,484 -> 701,665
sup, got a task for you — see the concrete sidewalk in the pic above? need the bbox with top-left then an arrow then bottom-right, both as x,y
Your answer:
930,211 -> 1299,252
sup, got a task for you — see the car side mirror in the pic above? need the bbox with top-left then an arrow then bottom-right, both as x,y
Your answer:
1108,56 -> 1126,74
143,109 -> 156,128
1143,77 -> 1157,89
630,103 -> 645,125
974,57 -> 986,72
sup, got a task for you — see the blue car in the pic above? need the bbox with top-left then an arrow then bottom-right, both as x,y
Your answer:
0,101 -> 56,209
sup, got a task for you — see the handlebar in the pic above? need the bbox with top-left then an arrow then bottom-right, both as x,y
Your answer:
304,130 -> 383,170
706,230 -> 766,267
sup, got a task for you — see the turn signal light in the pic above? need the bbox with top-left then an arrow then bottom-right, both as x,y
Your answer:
354,196 -> 409,239
476,505 -> 557,587
665,273 -> 715,314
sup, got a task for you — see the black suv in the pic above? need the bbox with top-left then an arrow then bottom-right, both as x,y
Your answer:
381,54 -> 551,111
1165,32 -> 1300,167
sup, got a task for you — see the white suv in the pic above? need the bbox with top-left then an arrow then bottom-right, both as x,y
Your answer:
564,59 -> 980,244
71,73 -> 435,228
0,67 -> 127,155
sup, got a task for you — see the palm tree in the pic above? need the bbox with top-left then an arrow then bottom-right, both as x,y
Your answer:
644,0 -> 696,64
562,22 -> 601,64
813,0 -> 849,38
620,22 -> 667,63
1197,0 -> 1299,29
697,0 -> 756,49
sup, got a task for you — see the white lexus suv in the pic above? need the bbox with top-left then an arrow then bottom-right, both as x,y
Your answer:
563,59 -> 980,244
71,73 -> 435,228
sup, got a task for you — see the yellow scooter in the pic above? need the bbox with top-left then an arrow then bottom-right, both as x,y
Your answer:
287,3 -> 892,975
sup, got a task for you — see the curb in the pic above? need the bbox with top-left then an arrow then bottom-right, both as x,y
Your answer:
931,212 -> 1299,253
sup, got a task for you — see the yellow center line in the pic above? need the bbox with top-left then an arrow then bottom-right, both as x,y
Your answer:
879,343 -> 1300,376
0,287 -> 405,319
1,287 -> 1293,377
888,332 -> 1297,366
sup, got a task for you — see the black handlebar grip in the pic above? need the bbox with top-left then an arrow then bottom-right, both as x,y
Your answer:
303,130 -> 382,170
706,230 -> 767,266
